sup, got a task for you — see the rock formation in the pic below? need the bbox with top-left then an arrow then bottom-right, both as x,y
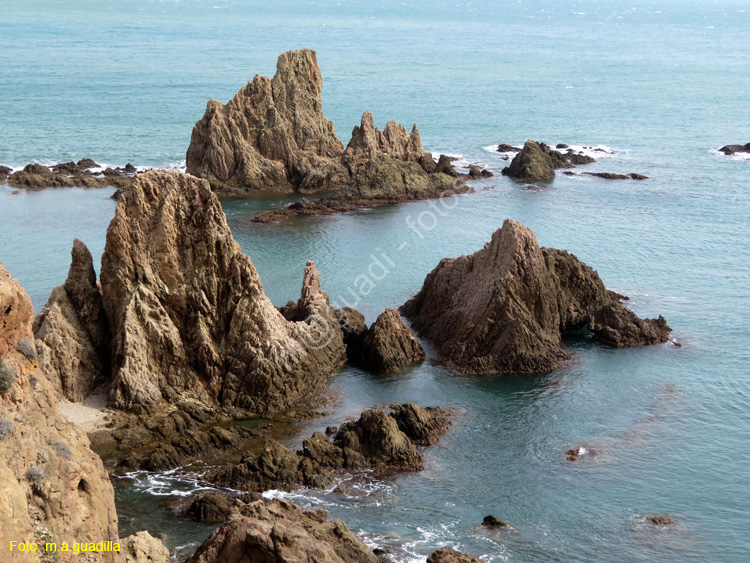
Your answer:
186,49 -> 348,193
719,143 -> 750,155
205,403 -> 451,492
427,548 -> 486,563
0,261 -> 167,563
357,308 -> 425,374
186,497 -> 380,563
501,140 -> 600,182
401,219 -> 671,374
186,49 -> 464,218
501,140 -> 556,182
6,161 -> 133,190
34,239 -> 110,401
99,169 -> 346,413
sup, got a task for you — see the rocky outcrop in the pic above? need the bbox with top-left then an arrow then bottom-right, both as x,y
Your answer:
501,140 -> 555,182
120,532 -> 170,563
427,547 -> 486,563
481,515 -> 512,529
186,49 -> 347,193
719,143 -> 750,155
186,49 -> 463,218
1,261 -> 168,562
186,497 -> 379,563
33,239 -> 110,401
401,219 -> 671,374
357,309 -> 425,374
99,169 -> 346,413
7,161 -> 133,190
205,404 -> 451,492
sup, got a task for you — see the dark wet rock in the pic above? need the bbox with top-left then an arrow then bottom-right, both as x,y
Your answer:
646,515 -> 676,527
719,143 -> 750,155
556,143 -> 569,149
630,173 -> 648,180
186,496 -> 379,563
0,165 -> 11,182
434,154 -> 459,177
584,172 -> 630,180
566,151 -> 596,165
325,425 -> 338,436
482,515 -> 511,528
77,158 -> 99,169
34,239 -> 111,401
123,163 -> 137,174
103,167 -> 119,177
388,403 -> 451,446
468,165 -> 493,179
402,219 -> 671,374
206,404 -> 451,492
428,547 -> 486,563
185,491 -> 261,523
540,143 -> 576,170
336,306 -> 368,361
496,144 -> 521,153
7,161 -> 132,190
501,140 -> 556,182
358,308 -> 426,374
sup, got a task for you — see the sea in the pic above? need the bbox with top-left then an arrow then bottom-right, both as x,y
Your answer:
1,1 -> 749,561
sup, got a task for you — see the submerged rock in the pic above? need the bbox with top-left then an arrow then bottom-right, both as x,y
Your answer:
34,239 -> 111,401
719,143 -> 750,155
645,515 -> 677,527
99,169 -> 346,413
428,547 -> 486,563
186,497 -> 380,563
482,515 -> 512,528
7,161 -> 132,190
401,219 -> 671,374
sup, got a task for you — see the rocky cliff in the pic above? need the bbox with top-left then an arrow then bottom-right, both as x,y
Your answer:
99,169 -> 346,413
0,262 -> 167,563
402,219 -> 671,374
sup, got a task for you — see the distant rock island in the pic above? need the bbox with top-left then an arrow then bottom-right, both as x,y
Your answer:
719,143 -> 750,155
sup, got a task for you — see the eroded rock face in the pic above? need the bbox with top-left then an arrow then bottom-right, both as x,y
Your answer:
401,219 -> 671,374
186,497 -> 379,563
205,404 -> 451,492
34,239 -> 110,401
501,140 -> 556,182
0,261 -> 122,562
358,308 -> 425,374
100,169 -> 346,413
186,48 -> 347,193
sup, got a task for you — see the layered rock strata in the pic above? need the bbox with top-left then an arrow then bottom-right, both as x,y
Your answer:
357,308 -> 425,374
401,219 -> 671,374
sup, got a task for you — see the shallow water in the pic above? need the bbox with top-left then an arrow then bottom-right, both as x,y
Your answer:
2,0 -> 750,561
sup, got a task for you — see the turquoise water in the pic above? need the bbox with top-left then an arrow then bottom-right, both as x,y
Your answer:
2,0 -> 750,561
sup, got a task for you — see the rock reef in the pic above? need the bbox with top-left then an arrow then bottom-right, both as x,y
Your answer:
5,161 -> 134,190
719,143 -> 750,155
501,140 -> 599,182
428,547 -> 486,563
355,308 -> 426,374
401,219 -> 671,374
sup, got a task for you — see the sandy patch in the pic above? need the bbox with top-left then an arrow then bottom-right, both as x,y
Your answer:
58,392 -> 109,433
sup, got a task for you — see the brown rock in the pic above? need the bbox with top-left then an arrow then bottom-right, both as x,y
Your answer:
34,239 -> 110,401
645,515 -> 676,527
481,515 -> 511,528
388,403 -> 451,446
501,140 -> 556,182
99,169 -> 346,413
719,143 -> 750,155
0,261 -> 123,562
121,531 -> 170,563
427,547 -> 486,563
0,165 -> 11,182
402,219 -> 671,374
496,144 -> 521,153
7,162 -> 132,190
186,497 -> 379,563
358,309 -> 425,374
186,49 -> 347,193
185,491 -> 261,523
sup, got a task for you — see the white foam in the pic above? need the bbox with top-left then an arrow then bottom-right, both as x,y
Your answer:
483,142 -> 620,160
710,147 -> 750,161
